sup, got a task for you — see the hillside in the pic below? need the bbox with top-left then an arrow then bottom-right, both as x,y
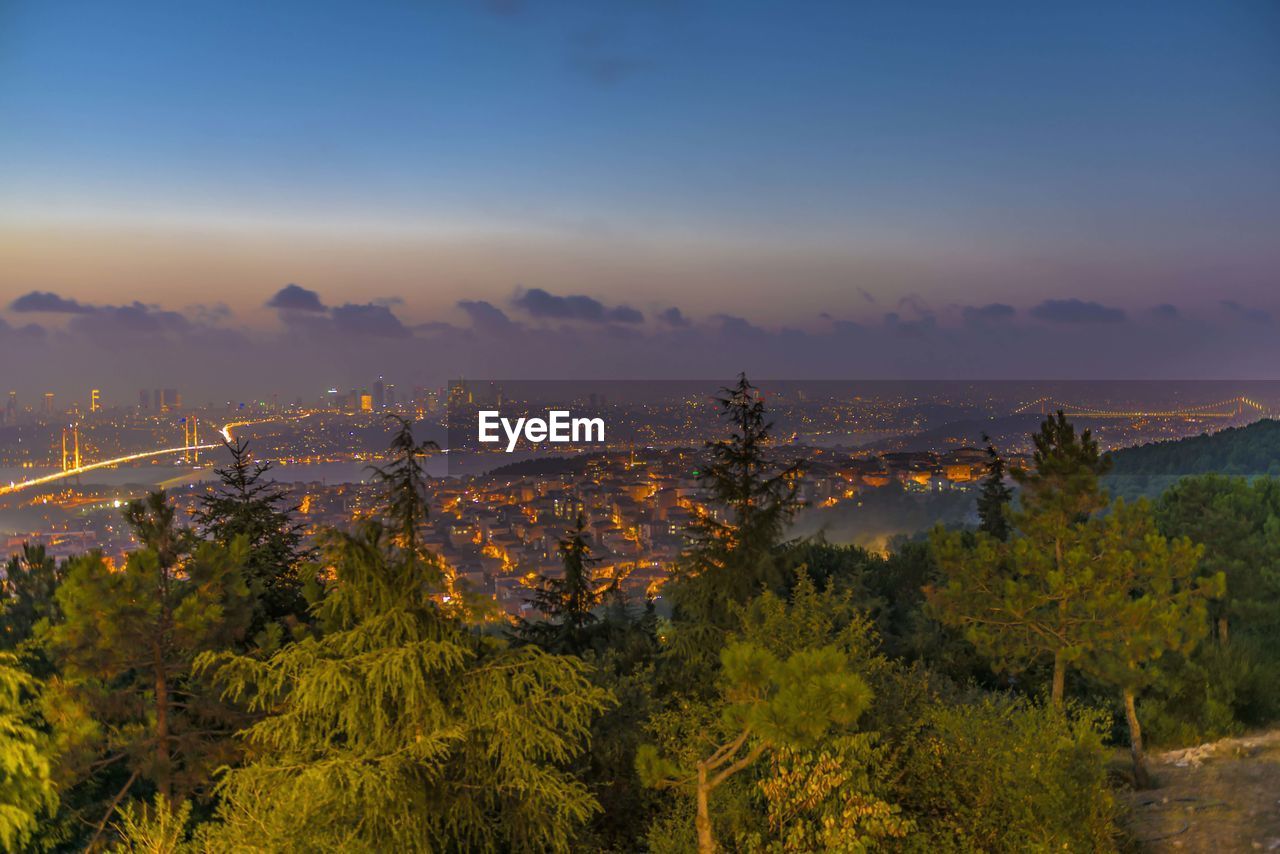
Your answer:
1105,420 -> 1280,500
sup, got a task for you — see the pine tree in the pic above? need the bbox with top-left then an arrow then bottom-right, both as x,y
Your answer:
0,544 -> 63,676
199,418 -> 611,851
0,653 -> 57,850
1155,474 -> 1280,646
929,413 -> 1112,704
39,491 -> 250,845
638,577 -> 875,853
1078,499 -> 1220,787
975,434 -> 1013,541
195,439 -> 311,641
516,513 -> 609,655
667,374 -> 803,666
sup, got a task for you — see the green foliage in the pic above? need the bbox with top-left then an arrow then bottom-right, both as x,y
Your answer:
1155,474 -> 1280,641
742,734 -> 912,852
0,653 -> 57,851
515,513 -> 610,655
1135,475 -> 1280,742
199,418 -> 611,852
109,795 -> 196,854
10,394 -> 1280,850
640,578 -> 877,853
894,696 -> 1119,852
0,544 -> 63,680
37,491 -> 251,847
1110,418 -> 1280,479
975,434 -> 1013,541
666,374 -> 803,669
195,438 -> 312,641
1076,499 -> 1216,693
930,412 -> 1115,703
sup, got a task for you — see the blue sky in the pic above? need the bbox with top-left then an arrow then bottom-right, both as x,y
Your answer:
0,1 -> 1278,393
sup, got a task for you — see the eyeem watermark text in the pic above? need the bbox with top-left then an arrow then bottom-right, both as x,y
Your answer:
478,410 -> 606,452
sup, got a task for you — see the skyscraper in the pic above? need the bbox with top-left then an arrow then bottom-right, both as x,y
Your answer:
90,389 -> 101,413
43,392 -> 54,416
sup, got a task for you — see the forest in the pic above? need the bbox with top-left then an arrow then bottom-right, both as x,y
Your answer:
3,376 -> 1280,852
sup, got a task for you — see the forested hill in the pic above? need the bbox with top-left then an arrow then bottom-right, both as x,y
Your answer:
1109,418 -> 1280,478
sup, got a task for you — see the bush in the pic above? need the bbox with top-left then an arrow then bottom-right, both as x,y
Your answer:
894,695 -> 1120,852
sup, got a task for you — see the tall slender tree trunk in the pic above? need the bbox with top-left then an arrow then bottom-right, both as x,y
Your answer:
1051,648 -> 1066,706
1217,615 -> 1230,647
1123,688 -> 1151,789
695,763 -> 715,853
154,647 -> 171,801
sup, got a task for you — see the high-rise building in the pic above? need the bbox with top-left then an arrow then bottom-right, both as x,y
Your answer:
385,384 -> 396,407
151,388 -> 181,412
43,392 -> 55,416
360,393 -> 374,413
373,378 -> 385,409
5,391 -> 15,424
90,389 -> 101,413
139,389 -> 151,410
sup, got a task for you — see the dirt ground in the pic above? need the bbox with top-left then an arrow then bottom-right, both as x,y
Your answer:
1124,730 -> 1280,851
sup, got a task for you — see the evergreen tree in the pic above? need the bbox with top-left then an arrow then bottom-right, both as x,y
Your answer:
1155,474 -> 1280,646
0,544 -> 63,676
639,577 -> 878,854
516,513 -> 609,655
930,413 -> 1112,704
39,491 -> 250,845
0,653 -> 57,850
195,439 -> 311,641
975,434 -> 1013,540
1012,410 -> 1112,525
1078,499 -> 1219,787
200,418 -> 610,851
667,375 -> 802,667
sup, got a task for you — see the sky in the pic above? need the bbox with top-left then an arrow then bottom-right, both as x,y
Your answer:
1,0 -> 1278,399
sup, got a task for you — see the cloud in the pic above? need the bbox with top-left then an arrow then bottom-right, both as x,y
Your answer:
513,287 -> 606,320
330,303 -> 411,338
9,291 -> 95,314
1030,298 -> 1126,324
458,299 -> 520,336
511,287 -> 643,324
607,305 -> 644,324
659,306 -> 690,327
1149,303 -> 1181,320
1220,300 -> 1271,324
267,284 -> 327,313
12,282 -> 1280,402
0,317 -> 46,339
188,302 -> 234,324
962,303 -> 1016,325
714,314 -> 766,337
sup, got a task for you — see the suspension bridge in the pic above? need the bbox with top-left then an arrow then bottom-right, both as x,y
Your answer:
1012,396 -> 1271,419
0,414 -> 308,497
